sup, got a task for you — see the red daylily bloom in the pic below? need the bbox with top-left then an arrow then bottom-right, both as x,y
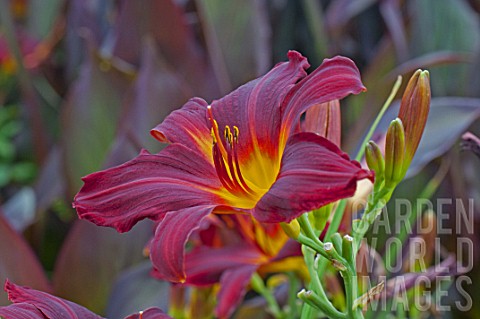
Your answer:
156,214 -> 304,318
74,51 -> 374,283
0,280 -> 172,319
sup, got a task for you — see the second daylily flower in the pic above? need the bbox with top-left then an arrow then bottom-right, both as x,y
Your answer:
73,51 -> 374,283
170,214 -> 305,318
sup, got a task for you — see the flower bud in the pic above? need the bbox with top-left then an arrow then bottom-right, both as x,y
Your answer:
365,141 -> 385,181
331,232 -> 343,256
398,69 -> 431,174
280,220 -> 300,239
384,118 -> 405,188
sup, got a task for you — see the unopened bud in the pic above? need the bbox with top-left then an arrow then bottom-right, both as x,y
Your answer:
280,220 -> 301,239
331,232 -> 343,256
365,141 -> 385,181
384,118 -> 405,188
398,69 -> 431,174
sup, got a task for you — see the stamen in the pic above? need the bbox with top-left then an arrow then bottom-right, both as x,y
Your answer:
224,125 -> 233,146
230,132 -> 255,195
207,106 -> 228,159
213,144 -> 236,192
233,126 -> 239,141
208,106 -> 258,199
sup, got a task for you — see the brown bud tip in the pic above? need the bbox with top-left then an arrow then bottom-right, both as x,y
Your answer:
398,69 -> 431,170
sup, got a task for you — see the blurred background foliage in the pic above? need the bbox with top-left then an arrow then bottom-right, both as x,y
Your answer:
0,0 -> 479,318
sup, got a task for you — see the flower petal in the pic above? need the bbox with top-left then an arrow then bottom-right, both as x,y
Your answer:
0,303 -> 45,319
184,244 -> 264,285
303,99 -> 341,147
150,97 -> 213,160
254,133 -> 374,223
281,56 -> 365,143
209,51 -> 309,160
123,307 -> 172,319
2,280 -> 104,319
74,144 -> 223,233
215,265 -> 258,319
150,206 -> 216,283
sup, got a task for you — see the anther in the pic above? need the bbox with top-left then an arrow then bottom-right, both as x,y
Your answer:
207,106 -> 228,159
233,126 -> 239,141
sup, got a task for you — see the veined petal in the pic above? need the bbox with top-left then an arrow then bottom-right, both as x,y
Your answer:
0,303 -> 45,319
184,244 -> 265,285
215,265 -> 258,319
150,98 -> 213,161
209,51 -> 309,161
280,56 -> 365,145
150,206 -> 216,283
303,100 -> 341,147
254,133 -> 374,223
123,308 -> 172,319
2,280 -> 104,319
74,144 -> 223,233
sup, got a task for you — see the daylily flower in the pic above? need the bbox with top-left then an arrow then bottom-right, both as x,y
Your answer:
0,280 -> 172,319
157,214 -> 305,318
74,51 -> 374,284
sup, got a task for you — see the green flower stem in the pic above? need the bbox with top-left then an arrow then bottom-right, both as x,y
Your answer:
353,186 -> 393,251
300,303 -> 316,319
384,159 -> 449,272
297,234 -> 329,260
300,247 -> 345,319
315,77 -> 402,278
298,289 -> 346,319
342,266 -> 364,319
286,272 -> 300,317
355,76 -> 402,162
298,215 -> 339,319
250,273 -> 284,319
297,213 -> 365,319
324,199 -> 348,246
